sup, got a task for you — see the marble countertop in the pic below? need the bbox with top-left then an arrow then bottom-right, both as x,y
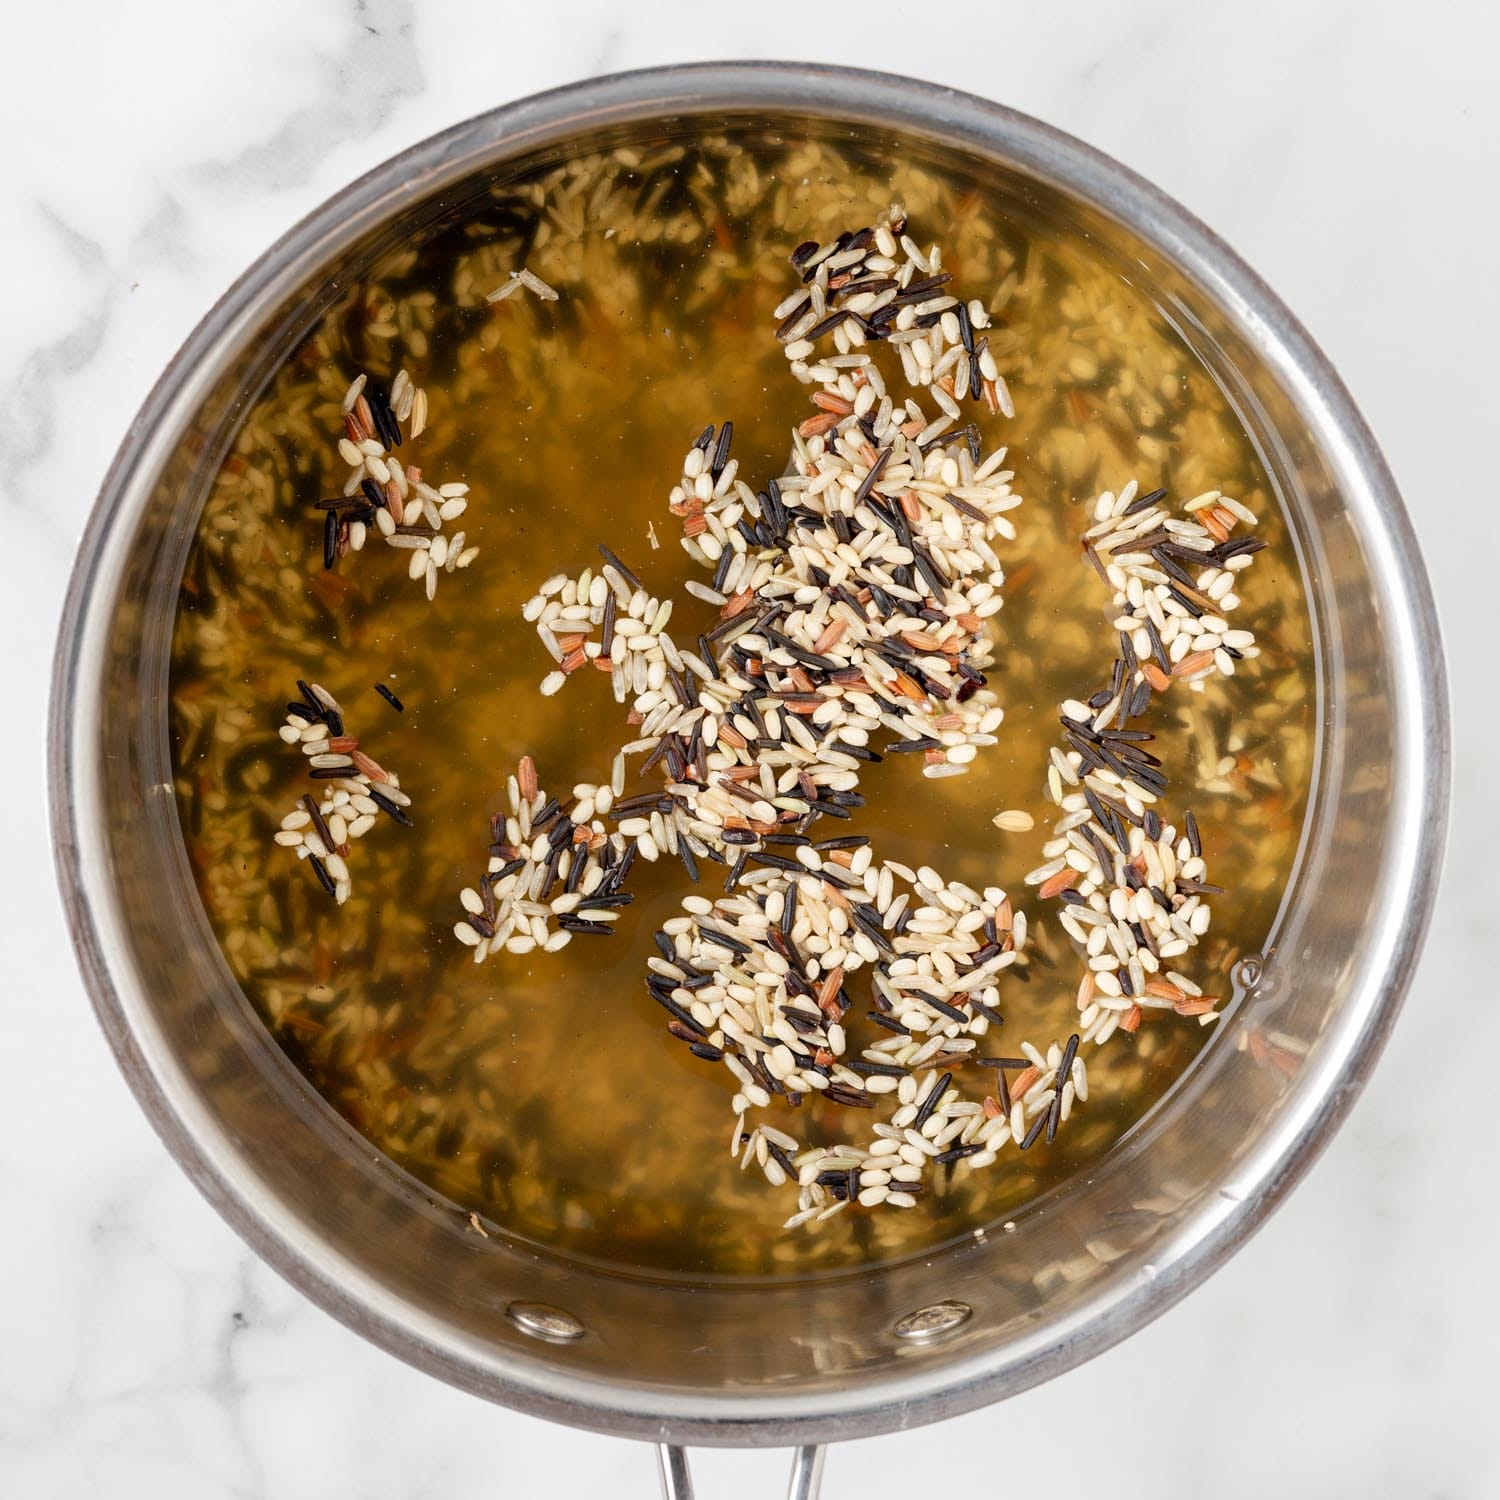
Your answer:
4,2 -> 1494,1495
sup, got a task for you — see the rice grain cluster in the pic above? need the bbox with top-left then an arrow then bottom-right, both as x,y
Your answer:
450,210 -> 1263,1223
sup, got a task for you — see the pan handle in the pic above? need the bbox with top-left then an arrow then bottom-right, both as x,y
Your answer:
656,1443 -> 826,1499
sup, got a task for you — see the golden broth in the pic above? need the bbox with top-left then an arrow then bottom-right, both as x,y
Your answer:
169,124 -> 1314,1278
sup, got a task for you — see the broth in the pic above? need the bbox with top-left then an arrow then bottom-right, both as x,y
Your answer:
169,121 -> 1314,1278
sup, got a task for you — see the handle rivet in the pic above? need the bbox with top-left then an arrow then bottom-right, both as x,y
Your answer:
1233,953 -> 1265,988
507,1301 -> 585,1342
893,1300 -> 972,1341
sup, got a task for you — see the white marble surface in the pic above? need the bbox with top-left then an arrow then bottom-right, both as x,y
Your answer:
3,1 -> 1495,1495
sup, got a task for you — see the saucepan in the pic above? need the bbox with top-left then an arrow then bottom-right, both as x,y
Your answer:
48,63 -> 1448,1498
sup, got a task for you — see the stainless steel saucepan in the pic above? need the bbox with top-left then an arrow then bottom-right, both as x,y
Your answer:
49,63 -> 1448,1498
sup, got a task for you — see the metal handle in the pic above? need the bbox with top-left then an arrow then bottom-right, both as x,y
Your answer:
657,1443 -> 826,1499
